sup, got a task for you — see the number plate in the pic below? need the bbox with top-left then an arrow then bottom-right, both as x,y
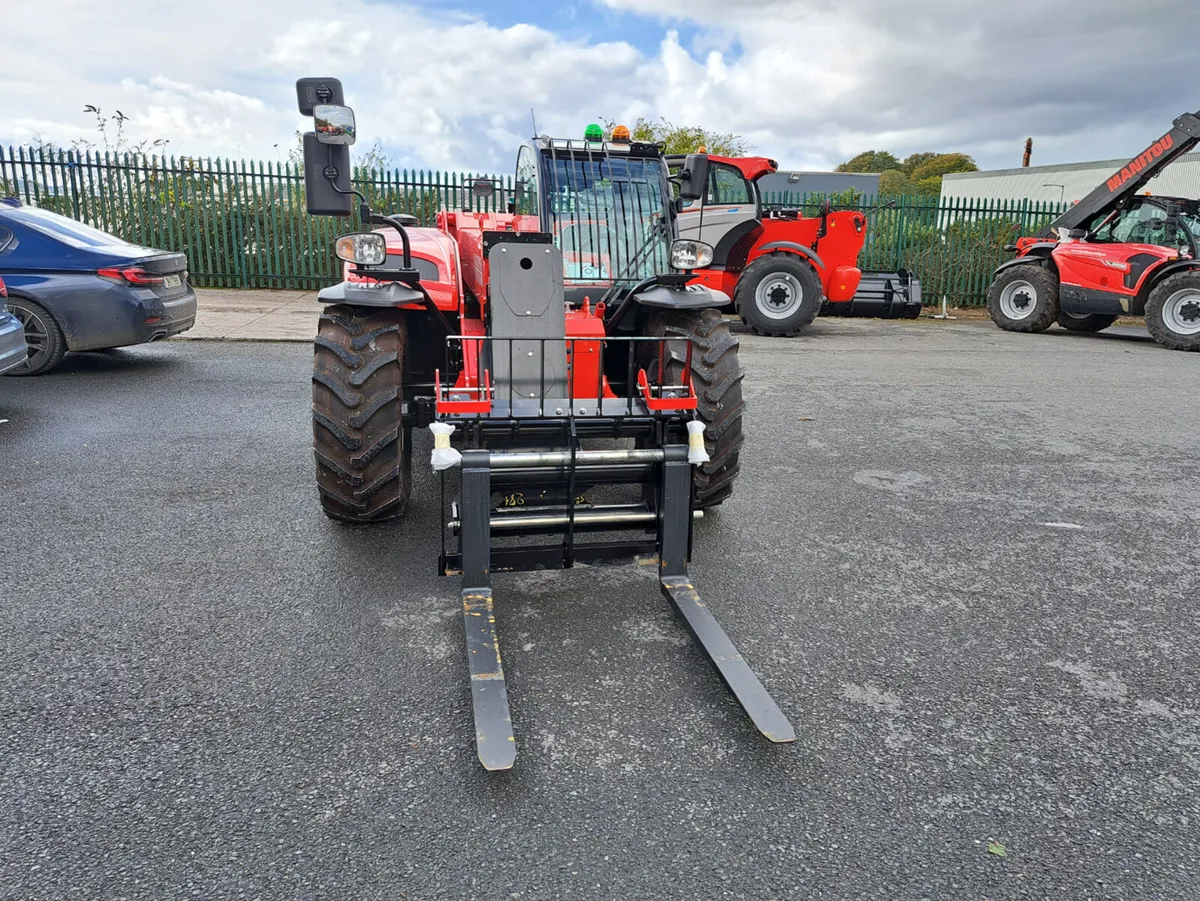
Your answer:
163,274 -> 182,289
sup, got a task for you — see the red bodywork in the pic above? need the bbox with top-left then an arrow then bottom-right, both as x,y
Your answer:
350,216 -> 620,411
1013,234 -> 1183,310
683,155 -> 868,304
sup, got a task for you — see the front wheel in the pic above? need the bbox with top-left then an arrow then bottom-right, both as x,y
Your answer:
734,253 -> 823,337
1058,312 -> 1117,333
639,308 -> 744,508
987,265 -> 1059,333
312,305 -> 411,521
1145,272 -> 1200,351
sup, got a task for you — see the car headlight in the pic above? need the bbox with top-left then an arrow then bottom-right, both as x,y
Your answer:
670,239 -> 713,271
335,233 -> 387,266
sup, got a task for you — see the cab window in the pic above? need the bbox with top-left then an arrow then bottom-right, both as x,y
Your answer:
707,162 -> 752,205
515,146 -> 539,216
1090,201 -> 1166,244
680,161 -> 752,209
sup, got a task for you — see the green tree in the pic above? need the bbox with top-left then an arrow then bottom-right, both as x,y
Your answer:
839,149 -> 979,196
602,117 -> 749,156
910,152 -> 978,182
909,153 -> 978,196
899,152 -> 938,175
835,150 -> 900,173
878,170 -> 916,195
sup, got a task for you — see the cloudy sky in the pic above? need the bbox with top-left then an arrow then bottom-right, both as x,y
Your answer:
3,0 -> 1198,175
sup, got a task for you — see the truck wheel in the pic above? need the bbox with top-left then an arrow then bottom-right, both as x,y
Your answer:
1145,272 -> 1200,351
5,297 -> 67,376
987,266 -> 1059,333
639,308 -> 744,508
734,254 -> 823,337
1058,312 -> 1117,332
312,305 -> 411,521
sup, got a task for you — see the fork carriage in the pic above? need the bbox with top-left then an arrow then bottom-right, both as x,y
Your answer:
432,319 -> 792,771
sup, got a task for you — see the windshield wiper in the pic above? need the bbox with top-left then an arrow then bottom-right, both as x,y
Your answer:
597,216 -> 669,308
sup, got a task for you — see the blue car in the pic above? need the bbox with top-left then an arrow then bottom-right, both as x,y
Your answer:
0,199 -> 196,375
0,275 -> 29,374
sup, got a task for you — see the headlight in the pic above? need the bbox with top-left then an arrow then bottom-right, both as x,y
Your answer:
670,239 -> 713,270
335,233 -> 387,266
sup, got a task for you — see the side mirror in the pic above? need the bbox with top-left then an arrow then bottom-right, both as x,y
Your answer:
296,77 -> 344,114
471,178 -> 496,198
678,153 -> 709,201
314,104 -> 356,145
302,132 -> 351,216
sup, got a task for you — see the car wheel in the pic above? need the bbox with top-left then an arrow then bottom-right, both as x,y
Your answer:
6,298 -> 67,376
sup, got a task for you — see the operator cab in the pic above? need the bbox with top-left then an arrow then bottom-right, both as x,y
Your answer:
513,129 -> 707,304
673,158 -> 762,268
1085,196 -> 1200,258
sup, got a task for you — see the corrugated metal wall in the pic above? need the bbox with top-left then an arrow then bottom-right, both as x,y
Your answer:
942,152 -> 1200,205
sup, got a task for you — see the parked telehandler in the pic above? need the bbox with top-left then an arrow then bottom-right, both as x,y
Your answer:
668,153 -> 922,336
987,108 -> 1200,351
296,78 -> 793,770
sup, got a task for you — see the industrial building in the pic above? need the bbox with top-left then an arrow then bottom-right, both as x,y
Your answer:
941,151 -> 1200,205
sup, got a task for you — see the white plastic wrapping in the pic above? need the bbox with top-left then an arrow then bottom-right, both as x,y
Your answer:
429,422 -> 462,471
686,419 -> 710,465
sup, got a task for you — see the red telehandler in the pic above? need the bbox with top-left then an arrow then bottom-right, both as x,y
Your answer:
668,154 -> 922,336
987,108 -> 1200,351
295,78 -> 794,771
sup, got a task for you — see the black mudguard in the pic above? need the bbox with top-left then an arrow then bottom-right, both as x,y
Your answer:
756,241 -> 825,272
632,283 -> 731,310
994,245 -> 1057,278
316,281 -> 425,307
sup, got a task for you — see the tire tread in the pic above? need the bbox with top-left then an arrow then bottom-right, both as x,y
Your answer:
313,306 -> 410,521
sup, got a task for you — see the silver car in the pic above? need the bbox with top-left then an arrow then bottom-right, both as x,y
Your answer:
0,275 -> 28,375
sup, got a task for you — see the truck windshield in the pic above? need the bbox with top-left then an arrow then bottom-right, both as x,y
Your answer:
542,153 -> 670,285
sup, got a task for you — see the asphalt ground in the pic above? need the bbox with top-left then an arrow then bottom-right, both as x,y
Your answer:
1,317 -> 1198,900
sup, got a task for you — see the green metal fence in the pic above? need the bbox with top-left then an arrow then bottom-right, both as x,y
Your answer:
0,146 -> 515,290
1,146 -> 1066,303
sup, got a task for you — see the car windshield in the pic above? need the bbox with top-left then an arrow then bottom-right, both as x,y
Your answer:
5,206 -> 140,251
542,153 -> 670,284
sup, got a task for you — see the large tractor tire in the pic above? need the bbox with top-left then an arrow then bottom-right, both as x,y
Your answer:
987,265 -> 1060,333
312,305 -> 411,521
734,253 -> 823,337
1058,311 -> 1118,333
639,308 -> 744,508
1145,271 -> 1200,351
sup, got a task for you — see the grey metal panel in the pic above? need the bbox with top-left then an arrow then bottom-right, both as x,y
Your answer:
487,242 -> 569,400
759,172 -> 880,198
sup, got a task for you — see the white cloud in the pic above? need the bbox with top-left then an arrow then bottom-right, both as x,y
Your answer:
2,0 -> 1199,176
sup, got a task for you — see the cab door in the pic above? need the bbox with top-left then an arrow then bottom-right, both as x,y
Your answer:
676,161 -> 760,267
1055,199 -> 1178,310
